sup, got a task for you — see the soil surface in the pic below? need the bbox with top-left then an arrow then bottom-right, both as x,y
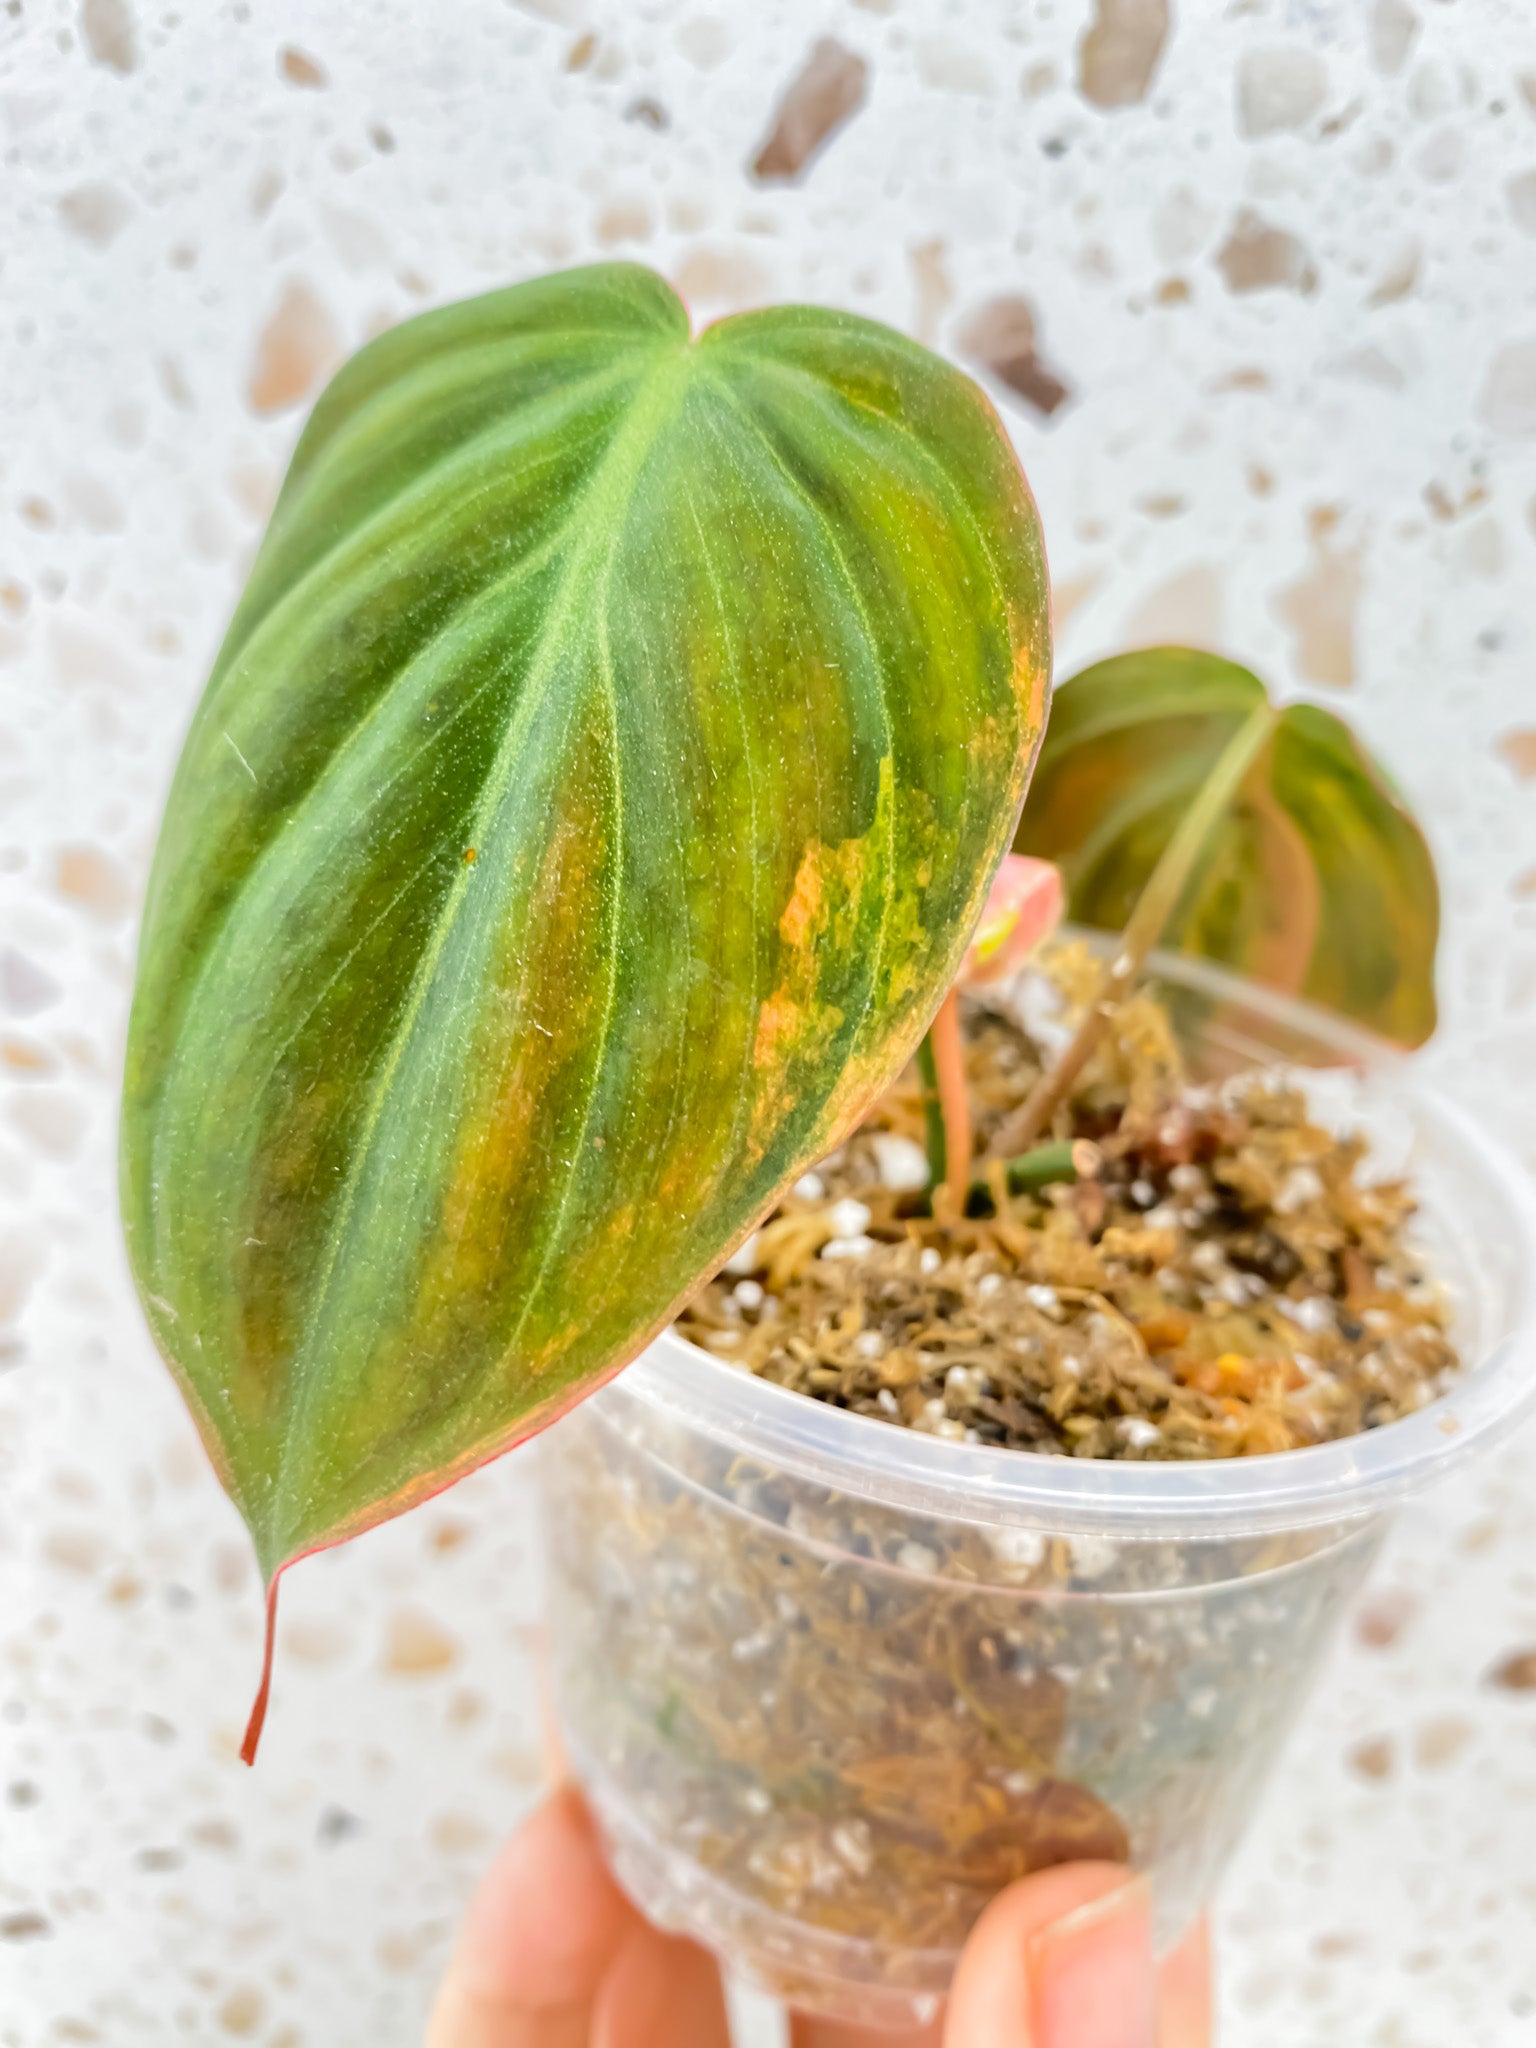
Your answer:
677,951 -> 1460,1459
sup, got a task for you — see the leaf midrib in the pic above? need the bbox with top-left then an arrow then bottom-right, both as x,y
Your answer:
263,334 -> 694,1567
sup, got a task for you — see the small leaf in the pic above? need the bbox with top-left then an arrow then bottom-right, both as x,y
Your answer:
121,264 -> 1051,1596
1013,647 -> 1438,1046
959,853 -> 1063,985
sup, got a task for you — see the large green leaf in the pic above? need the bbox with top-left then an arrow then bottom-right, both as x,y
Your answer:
122,263 -> 1050,1593
1013,648 -> 1438,1046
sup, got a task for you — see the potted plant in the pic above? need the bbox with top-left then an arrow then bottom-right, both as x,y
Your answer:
120,264 -> 1536,2027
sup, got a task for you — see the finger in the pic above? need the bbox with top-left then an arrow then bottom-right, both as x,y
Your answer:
944,1863 -> 1155,2048
790,2008 -> 944,2048
1156,1915 -> 1212,2048
426,1785 -> 638,2048
591,1923 -> 731,2048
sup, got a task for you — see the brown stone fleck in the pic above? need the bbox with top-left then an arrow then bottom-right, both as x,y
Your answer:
1077,0 -> 1168,109
672,246 -> 770,313
134,1845 -> 183,1872
430,1810 -> 491,1855
1314,1929 -> 1365,1958
80,0 -> 137,74
0,1910 -> 50,1940
1495,730 -> 1536,782
377,1924 -> 446,1973
566,31 -> 596,71
58,184 -> 131,247
56,845 -> 131,923
1355,1588 -> 1416,1650
1208,366 -> 1272,394
247,281 -> 342,415
751,38 -> 868,182
383,1607 -> 458,1676
1,1037 -> 56,1076
1348,1734 -> 1394,1781
189,1816 -> 240,1851
957,297 -> 1072,418
217,1986 -> 264,2037
1273,527 -> 1362,689
1486,1648 -> 1536,1691
1413,1715 -> 1471,1769
908,237 -> 952,347
594,199 -> 654,246
43,1527 -> 105,1575
278,46 -> 327,88
1123,563 -> 1225,649
281,1617 -> 349,1667
623,97 -> 670,132
489,1745 -> 543,1785
1215,210 -> 1318,295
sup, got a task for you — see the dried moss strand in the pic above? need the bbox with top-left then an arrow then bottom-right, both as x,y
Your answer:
995,700 -> 1278,1155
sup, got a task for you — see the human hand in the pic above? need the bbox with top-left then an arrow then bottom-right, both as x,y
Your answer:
426,1786 -> 1211,2048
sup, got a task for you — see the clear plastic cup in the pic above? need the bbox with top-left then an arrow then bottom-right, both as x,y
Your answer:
539,951 -> 1536,2029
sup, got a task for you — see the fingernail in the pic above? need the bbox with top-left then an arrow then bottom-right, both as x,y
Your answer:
1026,1874 -> 1156,2048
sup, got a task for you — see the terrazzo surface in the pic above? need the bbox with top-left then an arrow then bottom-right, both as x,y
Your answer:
3,1 -> 1536,2041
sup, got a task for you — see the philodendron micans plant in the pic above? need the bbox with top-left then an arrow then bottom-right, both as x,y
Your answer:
121,264 -> 1438,1757
121,264 -> 1052,1753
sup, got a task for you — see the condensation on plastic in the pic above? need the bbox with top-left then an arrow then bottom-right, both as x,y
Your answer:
540,952 -> 1536,2027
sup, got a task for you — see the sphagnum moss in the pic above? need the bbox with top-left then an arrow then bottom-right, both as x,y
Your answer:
678,951 -> 1458,1461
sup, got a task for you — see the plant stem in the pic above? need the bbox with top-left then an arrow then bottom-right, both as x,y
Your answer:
1006,1138 -> 1090,1196
914,1035 -> 947,1189
992,699 -> 1279,1156
928,989 -> 973,1211
913,1138 -> 1082,1217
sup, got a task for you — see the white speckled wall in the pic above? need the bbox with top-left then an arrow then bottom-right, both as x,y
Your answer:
2,2 -> 1535,2043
